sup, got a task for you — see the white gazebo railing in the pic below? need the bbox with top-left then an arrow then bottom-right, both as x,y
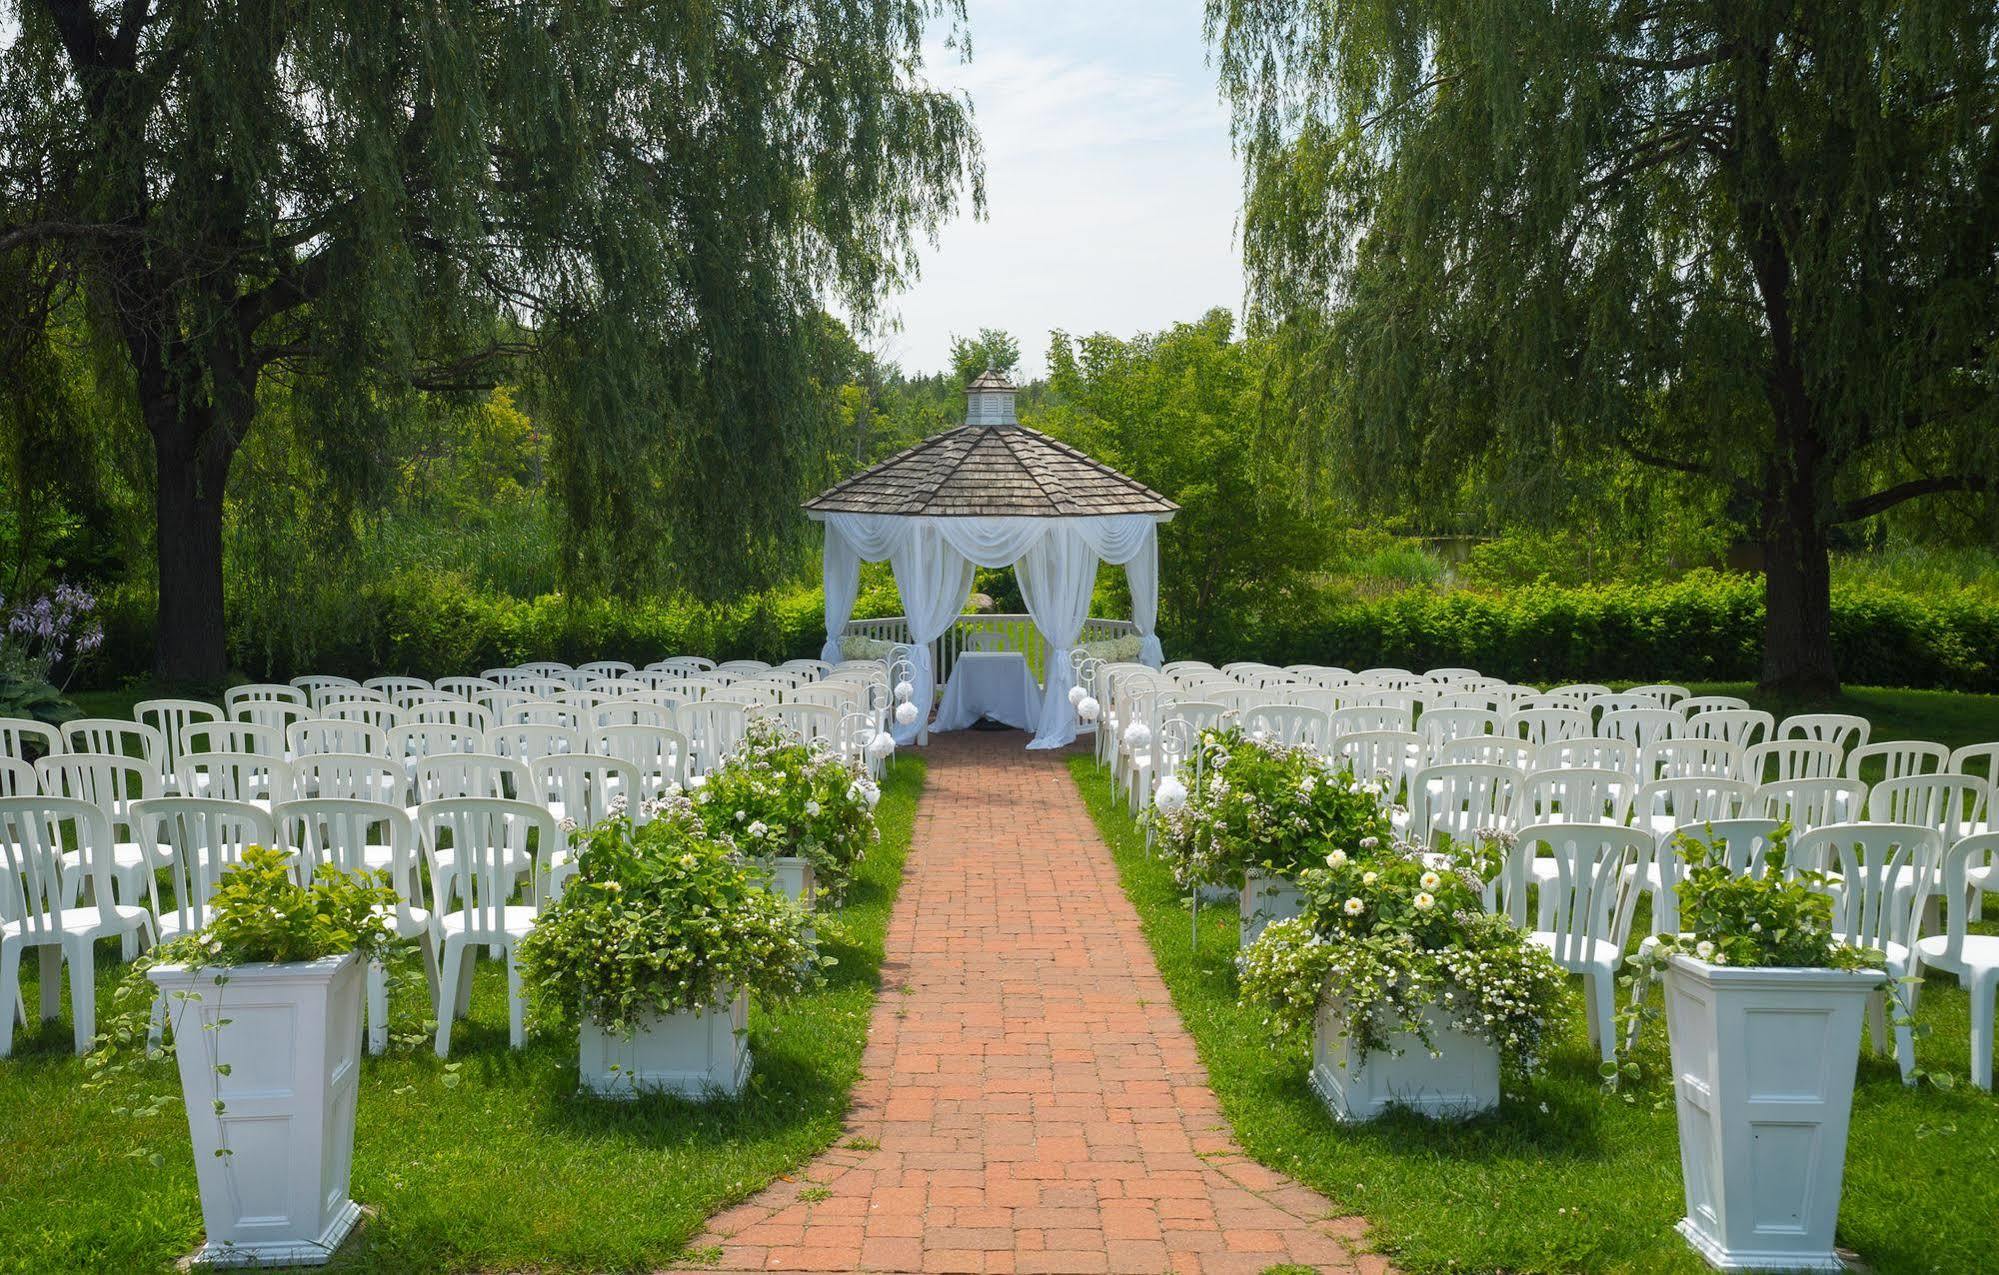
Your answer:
844,614 -> 1137,687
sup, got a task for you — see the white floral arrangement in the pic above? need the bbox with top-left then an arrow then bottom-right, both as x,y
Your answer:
839,635 -> 896,661
1080,634 -> 1143,663
692,714 -> 881,899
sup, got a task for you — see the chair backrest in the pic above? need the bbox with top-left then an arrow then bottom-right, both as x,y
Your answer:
225,683 -> 307,712
1778,713 -> 1871,753
0,757 -> 33,796
1333,730 -> 1421,799
1242,705 -> 1332,751
184,719 -> 286,758
1636,776 -> 1752,829
1665,817 -> 1783,876
1410,763 -> 1522,845
35,752 -> 159,831
1753,778 -> 1868,834
1508,822 -> 1654,955
1438,736 -> 1536,771
590,698 -> 675,730
1794,822 -> 1940,949
1845,740 -> 1950,783
232,698 -> 307,734
1549,683 -> 1613,704
1929,833 -> 1999,966
178,751 -> 290,804
386,687 -> 453,712
405,699 -> 495,732
1680,694 -> 1750,717
290,674 -> 360,700
276,798 -> 423,929
529,754 -> 642,828
413,752 -> 535,804
61,718 -> 165,777
0,797 -> 120,934
503,699 -> 583,729
1522,767 -> 1636,825
1420,708 -> 1500,748
1744,739 -> 1844,783
388,723 -> 485,763
483,723 -> 583,762
435,676 -> 501,701
1331,704 -> 1413,735
314,684 -> 389,712
683,701 -> 750,775
1947,741 -> 1999,783
1638,738 -> 1743,784
289,752 -> 405,804
1628,684 -> 1690,710
1536,736 -> 1638,776
325,699 -> 404,732
774,702 -> 841,749
287,718 -> 389,758
1588,692 -> 1664,718
134,797 -> 276,936
0,717 -> 64,762
418,798 -> 559,922
1865,773 -> 1991,841
1684,708 -> 1774,750
1598,707 -> 1680,751
135,697 -> 225,773
365,675 -> 432,697
593,725 -> 692,796
1506,707 -> 1592,748
578,660 -> 637,681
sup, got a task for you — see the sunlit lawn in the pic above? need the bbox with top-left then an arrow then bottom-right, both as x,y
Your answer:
0,758 -> 925,1273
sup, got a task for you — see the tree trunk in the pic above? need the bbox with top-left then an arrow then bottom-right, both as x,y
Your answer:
1758,439 -> 1838,698
151,417 -> 232,687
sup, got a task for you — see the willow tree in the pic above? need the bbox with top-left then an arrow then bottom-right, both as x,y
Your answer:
1209,1 -> 1999,693
0,0 -> 981,682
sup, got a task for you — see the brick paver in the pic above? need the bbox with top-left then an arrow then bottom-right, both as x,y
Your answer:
673,731 -> 1382,1275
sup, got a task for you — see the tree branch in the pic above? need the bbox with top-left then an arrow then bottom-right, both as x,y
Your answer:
0,220 -> 148,255
1833,474 -> 1990,523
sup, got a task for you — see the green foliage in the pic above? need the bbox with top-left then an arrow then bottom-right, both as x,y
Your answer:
1150,727 -> 1393,887
693,716 -> 881,900
948,328 -> 1022,381
190,846 -> 403,967
1647,830 -> 1882,974
1239,842 -> 1571,1068
0,657 -> 79,724
517,806 -> 821,1036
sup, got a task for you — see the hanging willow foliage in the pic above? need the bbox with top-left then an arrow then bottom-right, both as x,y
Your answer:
0,0 -> 983,680
1207,0 -> 1999,693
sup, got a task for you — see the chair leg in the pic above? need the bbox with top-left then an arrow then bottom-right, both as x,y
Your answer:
38,947 -> 61,1021
366,959 -> 389,1056
434,942 -> 463,1059
1868,991 -> 1891,1056
1893,985 -> 1918,1086
506,947 -> 525,1050
1970,973 -> 1995,1092
0,941 -> 22,1058
66,939 -> 96,1057
456,948 -> 477,1016
1588,971 -> 1617,1065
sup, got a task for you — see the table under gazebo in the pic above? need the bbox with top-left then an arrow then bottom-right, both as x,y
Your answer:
805,369 -> 1177,750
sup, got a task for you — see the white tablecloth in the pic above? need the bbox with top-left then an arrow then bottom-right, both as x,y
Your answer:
932,652 -> 1043,733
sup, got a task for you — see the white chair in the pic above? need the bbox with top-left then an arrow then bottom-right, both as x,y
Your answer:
1536,737 -> 1638,776
1679,694 -> 1750,717
1243,705 -> 1333,751
1437,736 -> 1535,771
388,723 -> 484,765
315,684 -> 390,712
1588,692 -> 1664,718
1598,708 -> 1679,753
1506,707 -> 1592,748
1419,708 -> 1500,755
232,697 -> 307,736
1628,684 -> 1690,710
177,752 -> 290,806
419,798 -> 558,1057
414,753 -> 536,805
1866,774 -> 1990,842
1793,822 -> 1939,1082
61,719 -> 166,782
483,723 -> 583,763
405,700 -> 494,733
1408,763 -> 1522,846
0,797 -> 156,1055
590,698 -> 674,730
290,752 -> 404,804
502,700 -> 583,729
326,699 -> 403,733
1754,777 -> 1868,834
364,675 -> 433,701
0,757 -> 33,796
35,753 -> 164,950
1508,822 -> 1652,1065
1684,708 -> 1774,750
133,798 -> 274,943
774,703 -> 842,751
1778,713 -> 1871,753
1522,767 -> 1636,826
1331,704 -> 1413,735
1914,833 -> 1999,1089
530,754 -> 639,829
0,718 -> 63,761
1744,739 -> 1844,783
1638,738 -> 1743,784
1847,740 -> 1950,783
435,676 -> 501,701
593,725 -> 692,798
1634,777 -> 1752,839
277,798 -> 437,1054
578,660 -> 636,681
1333,730 -> 1421,803
1950,741 -> 1999,782
290,674 -> 360,703
683,701 -> 750,777
183,719 -> 285,758
287,718 -> 388,758
224,683 -> 307,714
1669,817 -> 1784,875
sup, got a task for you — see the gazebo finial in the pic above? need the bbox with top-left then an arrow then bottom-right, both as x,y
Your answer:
964,364 -> 1018,426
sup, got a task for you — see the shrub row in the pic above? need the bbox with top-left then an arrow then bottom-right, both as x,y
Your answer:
85,568 -> 1998,694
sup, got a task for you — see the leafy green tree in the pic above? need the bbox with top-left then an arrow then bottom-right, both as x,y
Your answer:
1210,0 -> 1999,692
949,327 -> 1022,382
1039,310 -> 1332,655
0,0 -> 982,681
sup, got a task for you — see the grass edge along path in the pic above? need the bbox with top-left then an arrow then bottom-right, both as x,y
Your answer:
0,756 -> 926,1274
1065,755 -> 1999,1275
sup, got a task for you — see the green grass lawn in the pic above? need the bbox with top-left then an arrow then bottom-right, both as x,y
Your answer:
1068,742 -> 1999,1275
0,756 -> 925,1274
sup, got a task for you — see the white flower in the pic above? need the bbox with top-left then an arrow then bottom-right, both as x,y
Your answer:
559,817 -> 578,833
805,800 -> 821,817
734,809 -> 747,823
1413,892 -> 1435,911
1420,871 -> 1441,890
1359,836 -> 1379,849
1696,940 -> 1716,960
1749,921 -> 1762,933
895,701 -> 920,726
1077,696 -> 1100,723
747,820 -> 768,839
1343,897 -> 1365,916
1067,684 -> 1087,707
1326,848 -> 1347,868
1361,871 -> 1378,886
1155,776 -> 1189,813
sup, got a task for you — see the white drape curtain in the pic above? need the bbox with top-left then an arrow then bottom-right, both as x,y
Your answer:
818,513 -> 1165,748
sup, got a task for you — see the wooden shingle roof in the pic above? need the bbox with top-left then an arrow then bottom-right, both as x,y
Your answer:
804,424 -> 1178,519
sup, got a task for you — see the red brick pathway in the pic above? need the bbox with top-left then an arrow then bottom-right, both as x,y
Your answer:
674,731 -> 1380,1274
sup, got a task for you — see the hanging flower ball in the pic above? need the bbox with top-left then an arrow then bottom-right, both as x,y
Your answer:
895,700 -> 920,726
1077,696 -> 1100,723
1154,775 -> 1188,813
1067,684 -> 1088,707
866,731 -> 895,761
1124,721 -> 1153,750
894,680 -> 914,703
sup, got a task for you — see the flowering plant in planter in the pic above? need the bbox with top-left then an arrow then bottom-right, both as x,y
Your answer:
1151,727 -> 1394,891
1238,837 -> 1569,1069
516,800 -> 822,1038
693,715 -> 879,900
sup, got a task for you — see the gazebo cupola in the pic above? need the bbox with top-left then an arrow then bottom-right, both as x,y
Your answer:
965,366 -> 1018,426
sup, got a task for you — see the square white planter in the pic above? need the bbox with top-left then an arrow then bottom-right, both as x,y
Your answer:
765,855 -> 816,910
1310,1000 -> 1500,1122
148,953 -> 365,1268
1664,955 -> 1879,1272
1240,870 -> 1306,946
578,992 -> 751,1099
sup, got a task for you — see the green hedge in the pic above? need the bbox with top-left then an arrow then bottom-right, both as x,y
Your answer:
86,568 -> 1999,693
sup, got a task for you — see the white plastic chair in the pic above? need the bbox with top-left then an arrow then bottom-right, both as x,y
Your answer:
1438,736 -> 1535,771
0,718 -> 63,761
590,698 -> 674,730
1914,833 -> 1999,1088
1638,738 -> 1743,784
405,700 -> 494,733
1744,739 -> 1844,783
683,701 -> 750,777
483,723 -> 583,763
1628,684 -> 1690,710
1506,707 -> 1592,748
183,719 -> 286,758
290,674 -> 360,703
314,684 -> 390,712
177,752 -> 290,806
287,718 -> 389,758
1331,704 -> 1413,735
35,753 -> 164,938
289,752 -> 404,804
1754,778 -> 1868,834
0,797 -> 156,1055
1408,763 -> 1522,846
132,798 -> 274,943
436,676 -> 501,701
326,699 -> 404,733
419,798 -> 558,1057
1778,713 -> 1871,753
1634,777 -> 1752,839
1866,774 -> 1991,842
1847,740 -> 1950,783
1521,767 -> 1636,826
1243,705 -> 1333,751
388,723 -> 484,764
1508,822 -> 1652,1065
1598,708 -> 1680,753
1679,694 -> 1750,717
1536,737 -> 1638,776
1684,708 -> 1774,751
61,719 -> 166,783
224,684 -> 307,713
594,725 -> 692,797
578,660 -> 636,681
0,757 -> 33,796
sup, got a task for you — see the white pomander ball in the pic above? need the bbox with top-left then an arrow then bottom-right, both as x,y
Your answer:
1067,684 -> 1088,707
894,700 -> 920,726
866,731 -> 895,761
1124,721 -> 1153,750
1076,696 -> 1100,723
893,679 -> 914,703
861,781 -> 882,809
1154,775 -> 1188,813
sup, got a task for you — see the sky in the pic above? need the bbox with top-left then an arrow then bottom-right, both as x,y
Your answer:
865,0 -> 1246,380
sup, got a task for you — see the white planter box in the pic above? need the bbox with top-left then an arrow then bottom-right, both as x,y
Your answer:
1240,870 -> 1306,946
1664,955 -> 1878,1272
765,855 -> 816,910
1310,1000 -> 1500,1122
578,992 -> 751,1099
148,953 -> 365,1268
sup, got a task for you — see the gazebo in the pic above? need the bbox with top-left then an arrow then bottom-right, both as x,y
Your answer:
805,369 -> 1177,749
